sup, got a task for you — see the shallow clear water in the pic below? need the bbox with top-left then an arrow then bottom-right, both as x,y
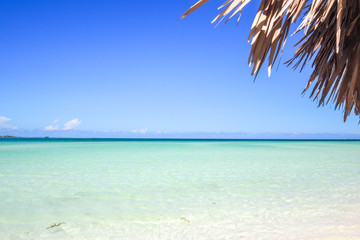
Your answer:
0,139 -> 360,240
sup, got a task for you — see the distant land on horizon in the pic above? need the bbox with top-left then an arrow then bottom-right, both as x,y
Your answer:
1,136 -> 360,141
1,129 -> 360,140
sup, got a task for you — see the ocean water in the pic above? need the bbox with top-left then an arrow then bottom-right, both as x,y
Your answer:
0,139 -> 360,240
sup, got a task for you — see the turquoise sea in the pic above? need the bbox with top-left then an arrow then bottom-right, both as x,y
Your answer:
0,139 -> 360,240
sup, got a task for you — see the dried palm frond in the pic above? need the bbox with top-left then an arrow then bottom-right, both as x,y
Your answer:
181,0 -> 360,121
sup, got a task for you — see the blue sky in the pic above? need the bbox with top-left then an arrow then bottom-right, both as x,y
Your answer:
1,0 -> 359,138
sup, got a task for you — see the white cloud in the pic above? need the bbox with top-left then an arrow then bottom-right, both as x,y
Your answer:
0,117 -> 11,124
132,128 -> 148,134
44,119 -> 60,131
44,125 -> 59,131
0,116 -> 18,129
63,118 -> 81,130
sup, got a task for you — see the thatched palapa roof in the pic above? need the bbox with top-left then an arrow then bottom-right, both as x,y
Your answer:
181,0 -> 360,121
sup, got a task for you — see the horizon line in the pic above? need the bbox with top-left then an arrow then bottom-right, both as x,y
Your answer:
1,136 -> 360,141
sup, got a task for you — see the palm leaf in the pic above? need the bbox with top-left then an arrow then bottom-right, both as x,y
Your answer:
181,0 -> 360,121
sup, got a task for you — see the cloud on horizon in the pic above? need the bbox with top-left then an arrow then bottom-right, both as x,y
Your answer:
63,118 -> 81,130
44,125 -> 59,131
44,119 -> 60,131
0,116 -> 18,130
132,128 -> 148,134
